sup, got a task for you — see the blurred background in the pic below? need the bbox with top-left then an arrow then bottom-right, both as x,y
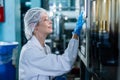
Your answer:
0,0 -> 120,80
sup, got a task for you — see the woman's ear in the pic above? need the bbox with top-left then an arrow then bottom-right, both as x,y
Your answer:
33,26 -> 38,35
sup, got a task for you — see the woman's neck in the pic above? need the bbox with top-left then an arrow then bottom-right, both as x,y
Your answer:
35,34 -> 47,47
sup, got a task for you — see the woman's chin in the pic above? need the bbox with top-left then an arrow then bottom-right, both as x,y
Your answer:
47,30 -> 52,34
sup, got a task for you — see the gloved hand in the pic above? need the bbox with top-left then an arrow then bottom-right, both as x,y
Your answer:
72,12 -> 85,36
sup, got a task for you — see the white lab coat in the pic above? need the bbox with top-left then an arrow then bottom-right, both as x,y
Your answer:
19,36 -> 79,80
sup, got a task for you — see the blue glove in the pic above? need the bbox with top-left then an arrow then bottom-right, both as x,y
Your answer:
72,12 -> 85,36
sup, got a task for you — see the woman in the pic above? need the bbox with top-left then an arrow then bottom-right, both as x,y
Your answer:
19,7 -> 85,80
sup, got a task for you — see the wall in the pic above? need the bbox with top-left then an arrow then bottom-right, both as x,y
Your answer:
31,0 -> 41,8
0,0 -> 21,43
0,0 -> 21,80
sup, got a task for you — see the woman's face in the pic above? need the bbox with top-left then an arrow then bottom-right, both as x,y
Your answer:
35,12 -> 52,36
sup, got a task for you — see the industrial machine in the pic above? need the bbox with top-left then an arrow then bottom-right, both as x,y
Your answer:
78,0 -> 120,80
48,11 -> 66,54
46,2 -> 79,54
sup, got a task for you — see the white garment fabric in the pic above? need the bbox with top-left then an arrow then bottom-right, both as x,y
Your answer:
19,36 -> 79,80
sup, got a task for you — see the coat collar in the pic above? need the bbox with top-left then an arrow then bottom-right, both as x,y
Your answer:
30,35 -> 46,50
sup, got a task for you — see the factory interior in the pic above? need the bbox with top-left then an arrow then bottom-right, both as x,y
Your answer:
0,0 -> 120,80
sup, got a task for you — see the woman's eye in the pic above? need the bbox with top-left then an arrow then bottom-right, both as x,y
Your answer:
44,18 -> 51,22
45,19 -> 49,21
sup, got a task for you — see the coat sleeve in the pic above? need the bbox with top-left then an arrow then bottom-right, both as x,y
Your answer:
24,39 -> 79,76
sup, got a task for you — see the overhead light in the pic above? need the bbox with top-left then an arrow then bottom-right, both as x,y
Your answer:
25,2 -> 31,7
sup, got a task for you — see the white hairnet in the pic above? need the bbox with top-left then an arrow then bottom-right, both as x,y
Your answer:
24,7 -> 47,40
